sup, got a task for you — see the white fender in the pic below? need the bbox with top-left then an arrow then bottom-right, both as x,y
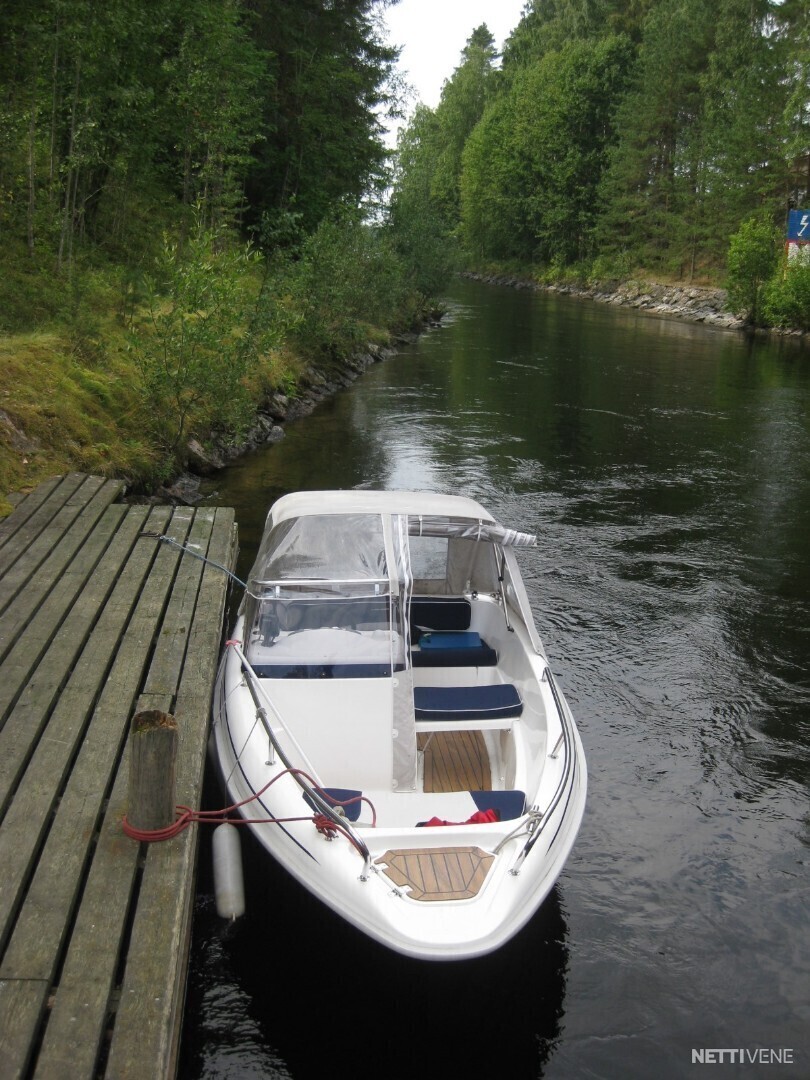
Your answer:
213,822 -> 245,920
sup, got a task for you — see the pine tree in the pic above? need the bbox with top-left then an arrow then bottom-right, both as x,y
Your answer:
243,0 -> 399,237
462,35 -> 633,265
595,0 -> 716,276
429,25 -> 499,226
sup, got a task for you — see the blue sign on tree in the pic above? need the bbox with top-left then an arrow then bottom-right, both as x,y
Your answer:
787,209 -> 810,241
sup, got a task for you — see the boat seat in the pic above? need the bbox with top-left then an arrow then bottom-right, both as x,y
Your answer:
419,790 -> 527,820
414,683 -> 522,731
410,597 -> 471,641
304,789 -> 527,827
411,630 -> 497,668
469,789 -> 526,821
415,790 -> 527,824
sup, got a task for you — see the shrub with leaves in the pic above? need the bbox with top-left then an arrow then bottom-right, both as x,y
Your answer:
725,217 -> 781,325
276,213 -> 414,356
763,259 -> 810,332
129,222 -> 269,463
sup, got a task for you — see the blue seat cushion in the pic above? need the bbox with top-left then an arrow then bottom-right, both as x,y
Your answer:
414,684 -> 523,722
412,646 -> 497,668
470,790 -> 527,821
412,631 -> 497,668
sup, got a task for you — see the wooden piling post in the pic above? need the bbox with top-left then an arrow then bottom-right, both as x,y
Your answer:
127,710 -> 178,831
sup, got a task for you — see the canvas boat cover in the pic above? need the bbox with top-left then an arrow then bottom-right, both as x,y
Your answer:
245,491 -> 539,791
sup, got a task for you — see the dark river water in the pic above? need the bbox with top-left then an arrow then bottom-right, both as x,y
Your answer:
179,279 -> 809,1079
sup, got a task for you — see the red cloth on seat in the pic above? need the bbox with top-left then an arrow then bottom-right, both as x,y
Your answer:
420,808 -> 500,827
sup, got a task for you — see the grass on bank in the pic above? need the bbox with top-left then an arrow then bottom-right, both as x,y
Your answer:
0,324 -> 165,515
0,245 -> 296,518
0,314 -> 309,519
466,254 -> 727,292
0,215 -> 426,519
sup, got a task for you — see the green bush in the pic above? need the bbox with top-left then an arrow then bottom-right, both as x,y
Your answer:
272,213 -> 416,357
725,217 -> 781,325
127,220 -> 270,463
763,260 -> 810,332
587,251 -> 633,288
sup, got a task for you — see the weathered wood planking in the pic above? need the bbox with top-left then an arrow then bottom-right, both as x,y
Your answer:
0,475 -> 80,559
0,501 -> 135,731
0,474 -> 123,622
0,476 -> 237,1080
0,476 -> 64,556
0,504 -> 172,833
105,506 -> 237,1079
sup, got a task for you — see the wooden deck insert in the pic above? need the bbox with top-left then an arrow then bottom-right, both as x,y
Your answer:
419,729 -> 491,792
375,847 -> 495,901
0,474 -> 237,1080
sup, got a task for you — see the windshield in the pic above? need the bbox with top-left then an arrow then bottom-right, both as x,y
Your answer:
249,513 -> 386,587
244,512 -> 399,678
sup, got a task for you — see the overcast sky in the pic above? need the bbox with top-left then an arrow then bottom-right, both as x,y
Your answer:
381,0 -> 527,141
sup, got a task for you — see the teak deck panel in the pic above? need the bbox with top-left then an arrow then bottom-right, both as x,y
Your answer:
375,847 -> 495,901
420,729 -> 491,792
0,474 -> 237,1080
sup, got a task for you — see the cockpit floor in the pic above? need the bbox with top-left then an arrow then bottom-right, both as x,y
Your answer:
419,730 -> 491,793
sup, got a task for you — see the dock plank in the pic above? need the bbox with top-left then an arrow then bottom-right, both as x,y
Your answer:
0,476 -> 63,558
0,505 -> 168,820
105,506 -> 237,1080
0,477 -> 124,649
31,751 -> 140,1079
0,476 -> 237,1080
139,507 -> 219,702
0,502 -> 129,729
0,474 -> 84,569
0,474 -> 102,609
0,509 -> 194,968
0,979 -> 48,1080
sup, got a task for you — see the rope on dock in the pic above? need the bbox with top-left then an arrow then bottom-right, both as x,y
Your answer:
121,770 -> 374,846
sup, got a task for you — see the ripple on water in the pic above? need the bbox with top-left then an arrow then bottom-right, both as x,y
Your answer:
187,277 -> 810,1079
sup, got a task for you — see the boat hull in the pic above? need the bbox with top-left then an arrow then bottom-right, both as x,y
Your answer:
211,643 -> 587,961
210,489 -> 587,960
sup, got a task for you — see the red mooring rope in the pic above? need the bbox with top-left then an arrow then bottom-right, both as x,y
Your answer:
121,768 -> 375,853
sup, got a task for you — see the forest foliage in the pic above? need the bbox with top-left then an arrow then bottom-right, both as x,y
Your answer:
0,0 -> 402,266
0,0 -> 436,496
391,0 -> 810,321
2,0 -> 808,503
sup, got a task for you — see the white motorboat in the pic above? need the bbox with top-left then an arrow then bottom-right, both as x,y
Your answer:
211,490 -> 586,960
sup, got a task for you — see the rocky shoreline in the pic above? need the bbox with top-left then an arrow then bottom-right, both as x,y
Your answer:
463,271 -> 745,332
156,333 -> 430,506
153,270 -> 806,506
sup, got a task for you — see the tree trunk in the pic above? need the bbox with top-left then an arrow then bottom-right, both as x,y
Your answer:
49,23 -> 60,189
27,69 -> 37,258
58,55 -> 81,273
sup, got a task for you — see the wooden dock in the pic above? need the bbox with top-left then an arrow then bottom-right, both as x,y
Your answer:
0,473 -> 237,1079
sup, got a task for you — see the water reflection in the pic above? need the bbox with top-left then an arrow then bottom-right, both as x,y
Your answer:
185,279 -> 810,1078
183,770 -> 569,1080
